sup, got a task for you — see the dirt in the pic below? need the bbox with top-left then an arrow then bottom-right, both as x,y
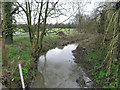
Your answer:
72,33 -> 99,88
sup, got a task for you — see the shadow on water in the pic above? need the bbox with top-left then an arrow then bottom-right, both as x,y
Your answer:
30,44 -> 93,88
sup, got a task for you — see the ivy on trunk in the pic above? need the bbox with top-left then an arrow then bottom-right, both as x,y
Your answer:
3,2 -> 13,44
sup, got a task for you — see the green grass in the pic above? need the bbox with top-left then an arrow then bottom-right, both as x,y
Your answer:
13,35 -> 29,39
85,45 -> 106,85
46,28 -> 74,35
85,47 -> 106,66
85,41 -> 119,88
15,28 -> 74,36
2,36 -> 34,88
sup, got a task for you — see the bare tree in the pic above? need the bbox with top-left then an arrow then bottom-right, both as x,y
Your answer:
17,0 -> 59,61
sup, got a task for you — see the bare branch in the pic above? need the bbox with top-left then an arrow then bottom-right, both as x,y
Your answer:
17,2 -> 27,14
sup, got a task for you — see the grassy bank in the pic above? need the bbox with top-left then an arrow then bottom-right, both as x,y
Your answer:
85,44 -> 119,88
2,35 -> 35,88
2,30 -> 89,88
73,33 -> 119,88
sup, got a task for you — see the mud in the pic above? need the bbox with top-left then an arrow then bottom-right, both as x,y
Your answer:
73,44 -> 97,87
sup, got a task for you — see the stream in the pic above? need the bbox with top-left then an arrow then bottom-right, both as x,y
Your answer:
30,44 -> 93,88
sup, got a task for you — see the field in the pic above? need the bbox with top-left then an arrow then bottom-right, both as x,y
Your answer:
14,28 -> 74,36
46,28 -> 74,35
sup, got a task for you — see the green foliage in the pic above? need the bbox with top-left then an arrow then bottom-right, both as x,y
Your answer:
22,68 -> 28,75
109,82 -> 117,88
98,71 -> 106,79
84,7 -> 120,87
2,35 -> 34,88
84,34 -> 119,88
101,3 -> 120,87
103,86 -> 107,88
92,72 -> 97,76
14,28 -> 26,33
85,45 -> 106,66
96,79 -> 101,84
32,71 -> 35,75
16,24 -> 29,32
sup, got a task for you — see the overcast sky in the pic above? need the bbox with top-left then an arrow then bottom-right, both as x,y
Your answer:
13,0 -> 119,24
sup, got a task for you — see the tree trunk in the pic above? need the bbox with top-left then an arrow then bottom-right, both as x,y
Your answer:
35,1 -> 49,60
5,34 -> 13,44
17,0 -> 58,62
3,2 -> 13,44
0,20 -> 8,66
2,37 -> 8,66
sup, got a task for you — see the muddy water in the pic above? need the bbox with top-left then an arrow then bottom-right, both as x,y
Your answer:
31,44 -> 83,88
31,44 -> 93,88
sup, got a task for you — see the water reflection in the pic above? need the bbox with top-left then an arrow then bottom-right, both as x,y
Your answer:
31,44 -> 81,88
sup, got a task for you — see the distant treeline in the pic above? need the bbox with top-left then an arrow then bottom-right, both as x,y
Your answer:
15,23 -> 76,32
47,23 -> 76,28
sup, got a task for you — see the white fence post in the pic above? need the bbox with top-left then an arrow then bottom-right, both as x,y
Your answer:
18,63 -> 25,89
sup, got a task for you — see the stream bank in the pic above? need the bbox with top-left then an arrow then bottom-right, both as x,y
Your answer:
30,32 -> 98,88
72,34 -> 102,88
2,32 -> 98,88
73,45 -> 94,87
